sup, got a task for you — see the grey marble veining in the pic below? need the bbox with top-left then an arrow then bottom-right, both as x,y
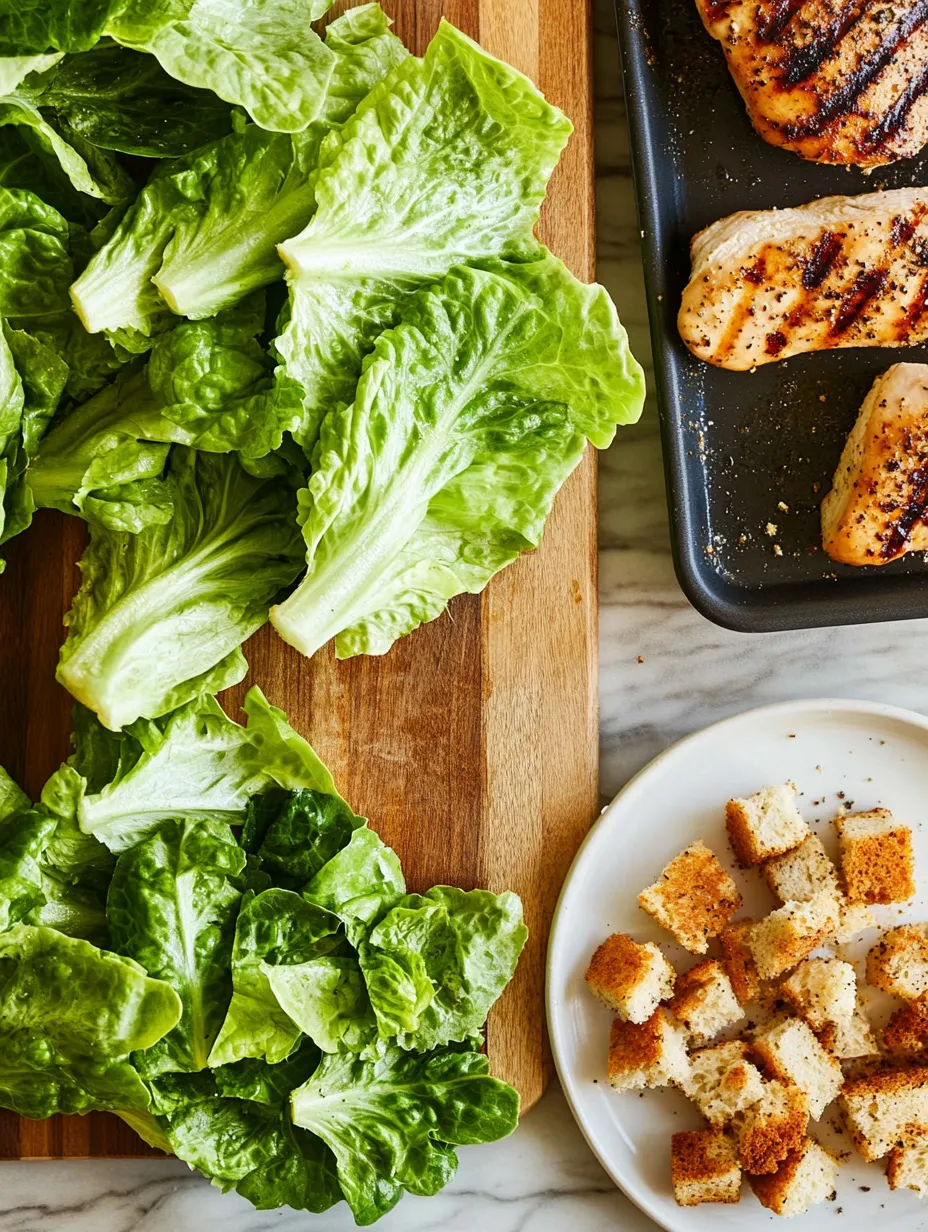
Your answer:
8,1 -> 928,1228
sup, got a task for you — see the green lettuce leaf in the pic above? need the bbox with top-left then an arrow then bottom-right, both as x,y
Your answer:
105,0 -> 336,133
240,786 -> 366,890
25,40 -> 235,157
0,922 -> 181,1117
0,87 -> 133,205
291,1046 -> 520,1224
208,888 -> 342,1067
266,956 -> 377,1055
25,365 -> 175,530
25,760 -> 116,943
275,20 -> 571,441
359,887 -> 526,1051
28,295 -> 303,528
0,807 -> 57,933
212,1037 -> 319,1105
162,1059 -> 343,1215
70,8 -> 406,335
56,449 -> 304,731
0,3 -> 127,54
0,765 -> 27,818
107,817 -> 246,1074
302,827 -> 405,945
271,257 -> 646,659
0,125 -> 107,225
78,687 -> 339,851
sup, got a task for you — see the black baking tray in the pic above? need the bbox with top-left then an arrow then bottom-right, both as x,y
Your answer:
614,0 -> 928,632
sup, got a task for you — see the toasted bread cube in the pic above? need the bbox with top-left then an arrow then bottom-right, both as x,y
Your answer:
761,834 -> 840,904
685,1040 -> 766,1127
733,1079 -> 809,1175
840,1066 -> 928,1160
669,960 -> 743,1045
748,893 -> 840,981
834,808 -> 915,905
606,1008 -> 691,1092
888,1130 -> 928,1197
819,1000 -> 879,1061
671,1129 -> 742,1206
719,918 -> 765,1005
831,898 -> 876,944
638,841 -> 741,954
726,784 -> 809,867
749,1138 -> 838,1217
585,933 -> 676,1024
779,958 -> 857,1032
883,993 -> 928,1057
867,924 -> 928,998
751,1017 -> 844,1120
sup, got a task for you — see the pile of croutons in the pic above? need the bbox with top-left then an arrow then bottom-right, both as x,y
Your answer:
585,782 -> 928,1217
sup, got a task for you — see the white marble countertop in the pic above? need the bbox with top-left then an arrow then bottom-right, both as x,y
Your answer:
8,3 -> 928,1229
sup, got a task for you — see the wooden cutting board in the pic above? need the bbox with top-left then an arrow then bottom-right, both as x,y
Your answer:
0,0 -> 596,1160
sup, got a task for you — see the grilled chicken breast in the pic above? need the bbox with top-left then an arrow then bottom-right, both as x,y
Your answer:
679,188 -> 928,369
695,0 -> 928,166
822,364 -> 928,565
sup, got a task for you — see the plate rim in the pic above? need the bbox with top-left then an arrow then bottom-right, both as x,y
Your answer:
546,695 -> 928,1232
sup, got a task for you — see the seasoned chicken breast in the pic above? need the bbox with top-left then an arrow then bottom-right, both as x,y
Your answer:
679,188 -> 928,370
695,0 -> 928,167
822,364 -> 928,566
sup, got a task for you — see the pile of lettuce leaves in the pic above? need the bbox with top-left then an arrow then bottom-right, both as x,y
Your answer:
0,0 -> 645,732
0,687 -> 528,1223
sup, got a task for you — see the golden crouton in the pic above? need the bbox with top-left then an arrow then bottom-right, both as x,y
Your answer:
733,1079 -> 809,1175
585,933 -> 675,1025
834,808 -> 915,905
669,959 -> 743,1046
606,1008 -> 691,1092
867,924 -> 928,998
749,1138 -> 838,1217
638,841 -> 741,954
671,1129 -> 742,1206
726,784 -> 808,867
840,1066 -> 928,1161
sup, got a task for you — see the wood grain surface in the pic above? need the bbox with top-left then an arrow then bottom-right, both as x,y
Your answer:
0,0 -> 596,1160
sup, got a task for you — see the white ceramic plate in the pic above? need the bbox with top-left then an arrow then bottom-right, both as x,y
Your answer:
547,699 -> 928,1232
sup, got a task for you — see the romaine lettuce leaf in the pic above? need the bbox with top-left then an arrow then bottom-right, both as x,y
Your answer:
0,807 -> 57,933
162,1055 -> 343,1216
359,887 -> 526,1051
275,20 -> 572,440
271,257 -> 645,659
56,449 -> 304,731
25,760 -> 116,943
0,125 -> 107,225
291,1046 -> 520,1224
25,365 -> 175,530
77,688 -> 339,851
266,956 -> 377,1055
70,8 -> 406,335
25,40 -> 235,157
107,817 -> 246,1074
240,786 -> 366,890
0,766 -> 27,818
0,91 -> 133,204
0,3 -> 127,55
208,888 -> 342,1067
0,922 -> 181,1117
302,827 -> 405,945
0,0 -> 339,133
29,295 -> 304,529
105,0 -> 335,133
